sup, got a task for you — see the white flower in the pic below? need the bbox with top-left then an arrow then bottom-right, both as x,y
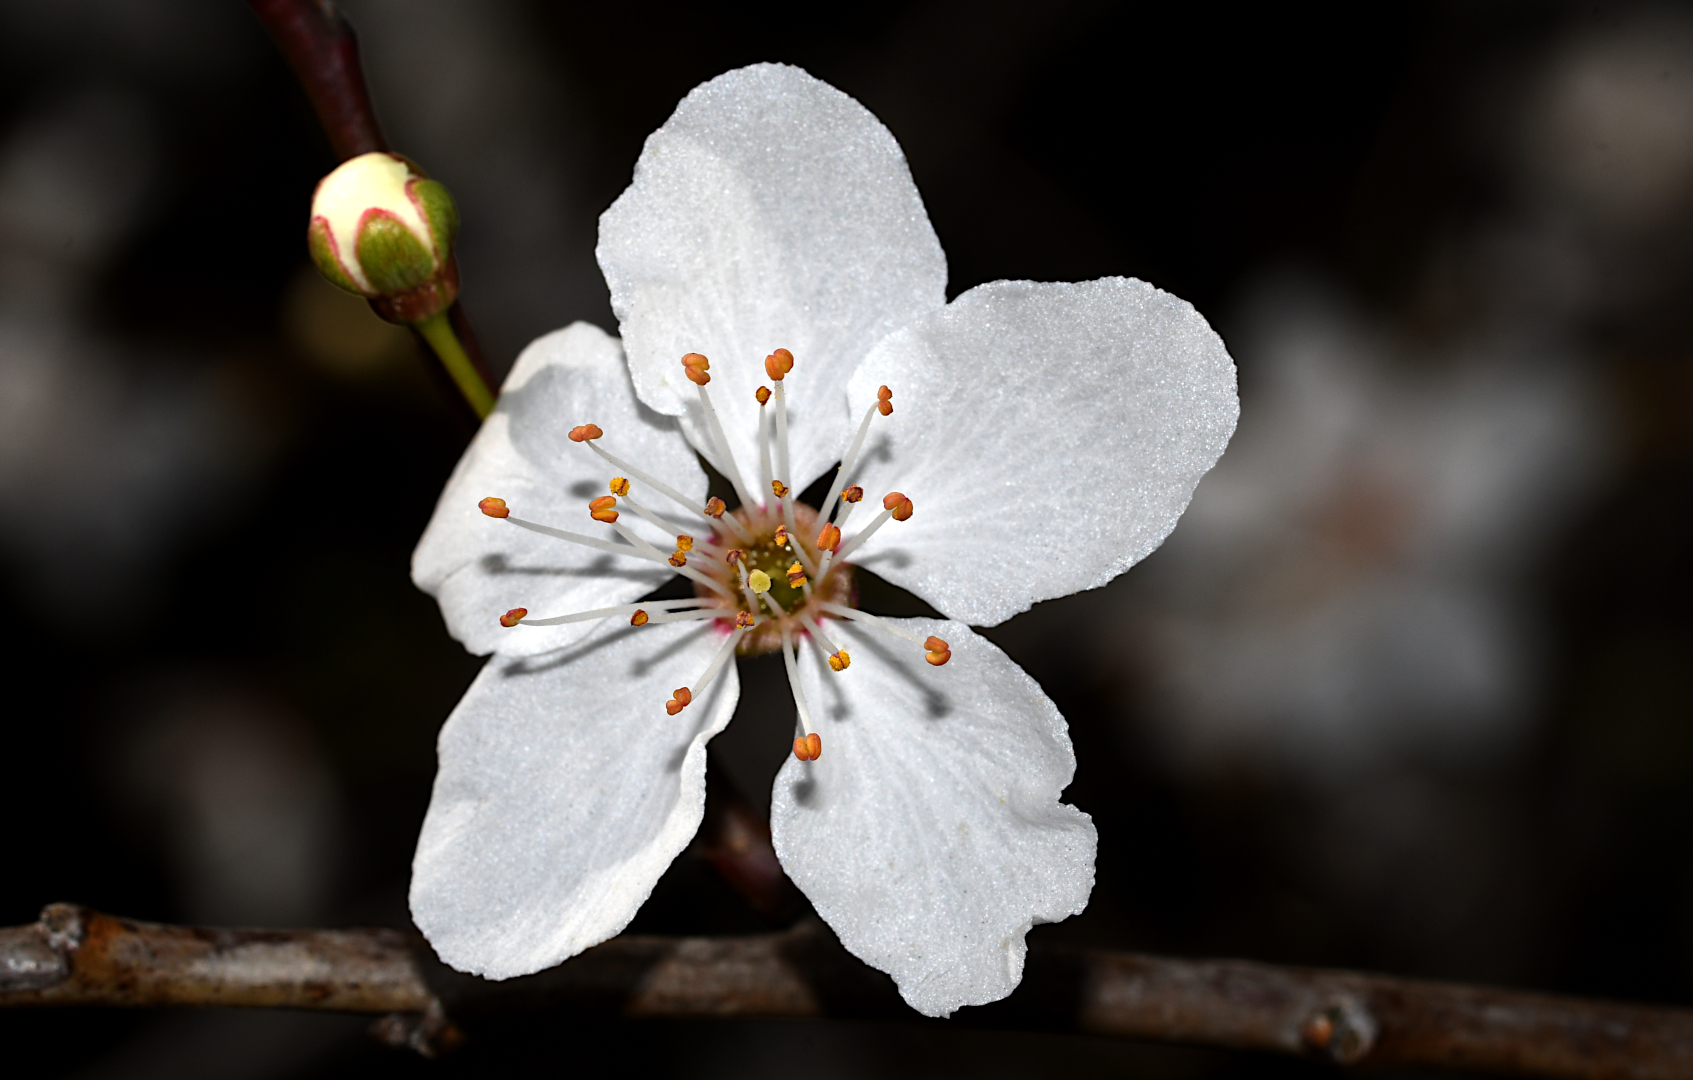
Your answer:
408,63 -> 1238,1018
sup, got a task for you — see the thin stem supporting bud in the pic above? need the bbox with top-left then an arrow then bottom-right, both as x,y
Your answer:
416,310 -> 495,419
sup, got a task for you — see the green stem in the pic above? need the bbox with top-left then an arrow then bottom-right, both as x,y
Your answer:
416,310 -> 495,419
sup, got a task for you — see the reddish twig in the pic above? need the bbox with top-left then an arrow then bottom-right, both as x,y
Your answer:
5,903 -> 1692,1078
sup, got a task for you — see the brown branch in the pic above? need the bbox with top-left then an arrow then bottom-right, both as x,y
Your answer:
5,904 -> 1691,1077
245,0 -> 499,422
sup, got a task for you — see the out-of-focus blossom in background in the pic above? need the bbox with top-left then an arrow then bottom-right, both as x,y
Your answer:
1121,277 -> 1608,780
0,85 -> 270,619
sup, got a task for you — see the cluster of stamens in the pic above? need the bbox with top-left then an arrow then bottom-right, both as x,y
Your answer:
480,346 -> 950,763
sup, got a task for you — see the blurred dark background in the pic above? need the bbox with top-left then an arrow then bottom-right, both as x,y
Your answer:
2,1 -> 1690,1076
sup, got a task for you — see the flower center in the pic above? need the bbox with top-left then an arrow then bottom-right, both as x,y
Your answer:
476,347 -> 949,763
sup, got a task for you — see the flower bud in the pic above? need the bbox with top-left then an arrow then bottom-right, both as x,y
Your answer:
307,152 -> 460,324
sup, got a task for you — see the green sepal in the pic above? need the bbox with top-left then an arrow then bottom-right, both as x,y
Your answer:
355,210 -> 437,294
408,178 -> 459,260
307,217 -> 364,295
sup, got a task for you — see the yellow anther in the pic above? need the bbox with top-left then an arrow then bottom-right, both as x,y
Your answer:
608,477 -> 630,497
773,524 -> 790,546
735,611 -> 755,629
668,550 -> 687,567
675,534 -> 694,552
630,609 -> 649,626
704,497 -> 726,518
755,385 -> 772,406
771,479 -> 789,499
828,649 -> 851,672
748,569 -> 772,593
786,562 -> 807,588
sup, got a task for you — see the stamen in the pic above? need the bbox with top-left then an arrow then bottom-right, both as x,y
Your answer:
821,398 -> 888,524
779,623 -> 814,738
704,497 -> 727,518
517,598 -> 717,626
606,517 -> 736,600
786,561 -> 807,588
771,480 -> 789,499
817,602 -> 950,666
764,348 -> 794,382
796,609 -> 848,672
773,524 -> 790,547
676,535 -> 694,552
792,732 -> 822,761
691,371 -> 757,512
814,500 -> 856,579
669,551 -> 687,567
580,438 -> 716,528
756,388 -> 775,513
589,495 -> 620,523
816,522 -> 841,553
568,424 -> 603,442
831,493 -> 913,564
842,485 -> 864,503
500,607 -> 527,627
735,611 -> 756,629
924,635 -> 953,666
681,352 -> 711,386
877,384 -> 893,416
479,497 -> 510,518
505,514 -> 683,566
608,477 -> 631,497
666,625 -> 747,715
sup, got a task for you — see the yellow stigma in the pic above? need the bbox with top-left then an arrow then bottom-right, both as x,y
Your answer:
748,569 -> 772,593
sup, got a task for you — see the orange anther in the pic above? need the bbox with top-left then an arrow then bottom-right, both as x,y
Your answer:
841,486 -> 864,503
791,731 -> 822,761
773,524 -> 790,546
673,687 -> 692,707
891,497 -> 913,521
764,348 -> 794,381
665,686 -> 692,715
666,699 -> 685,716
771,480 -> 789,499
828,649 -> 851,672
877,385 -> 892,401
924,636 -> 951,666
786,562 -> 807,588
568,424 -> 603,442
668,551 -> 687,567
703,497 -> 726,518
676,534 -> 694,552
630,609 -> 650,626
609,477 -> 630,496
681,352 -> 711,385
755,386 -> 772,406
735,610 -> 755,629
877,399 -> 893,416
499,607 -> 527,627
816,522 -> 841,552
479,497 -> 510,518
589,495 -> 619,523
882,491 -> 905,510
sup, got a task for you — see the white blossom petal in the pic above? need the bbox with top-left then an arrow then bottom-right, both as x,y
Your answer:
411,619 -> 740,979
770,617 -> 1095,1017
844,278 -> 1239,626
597,63 -> 947,493
412,322 -> 706,657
